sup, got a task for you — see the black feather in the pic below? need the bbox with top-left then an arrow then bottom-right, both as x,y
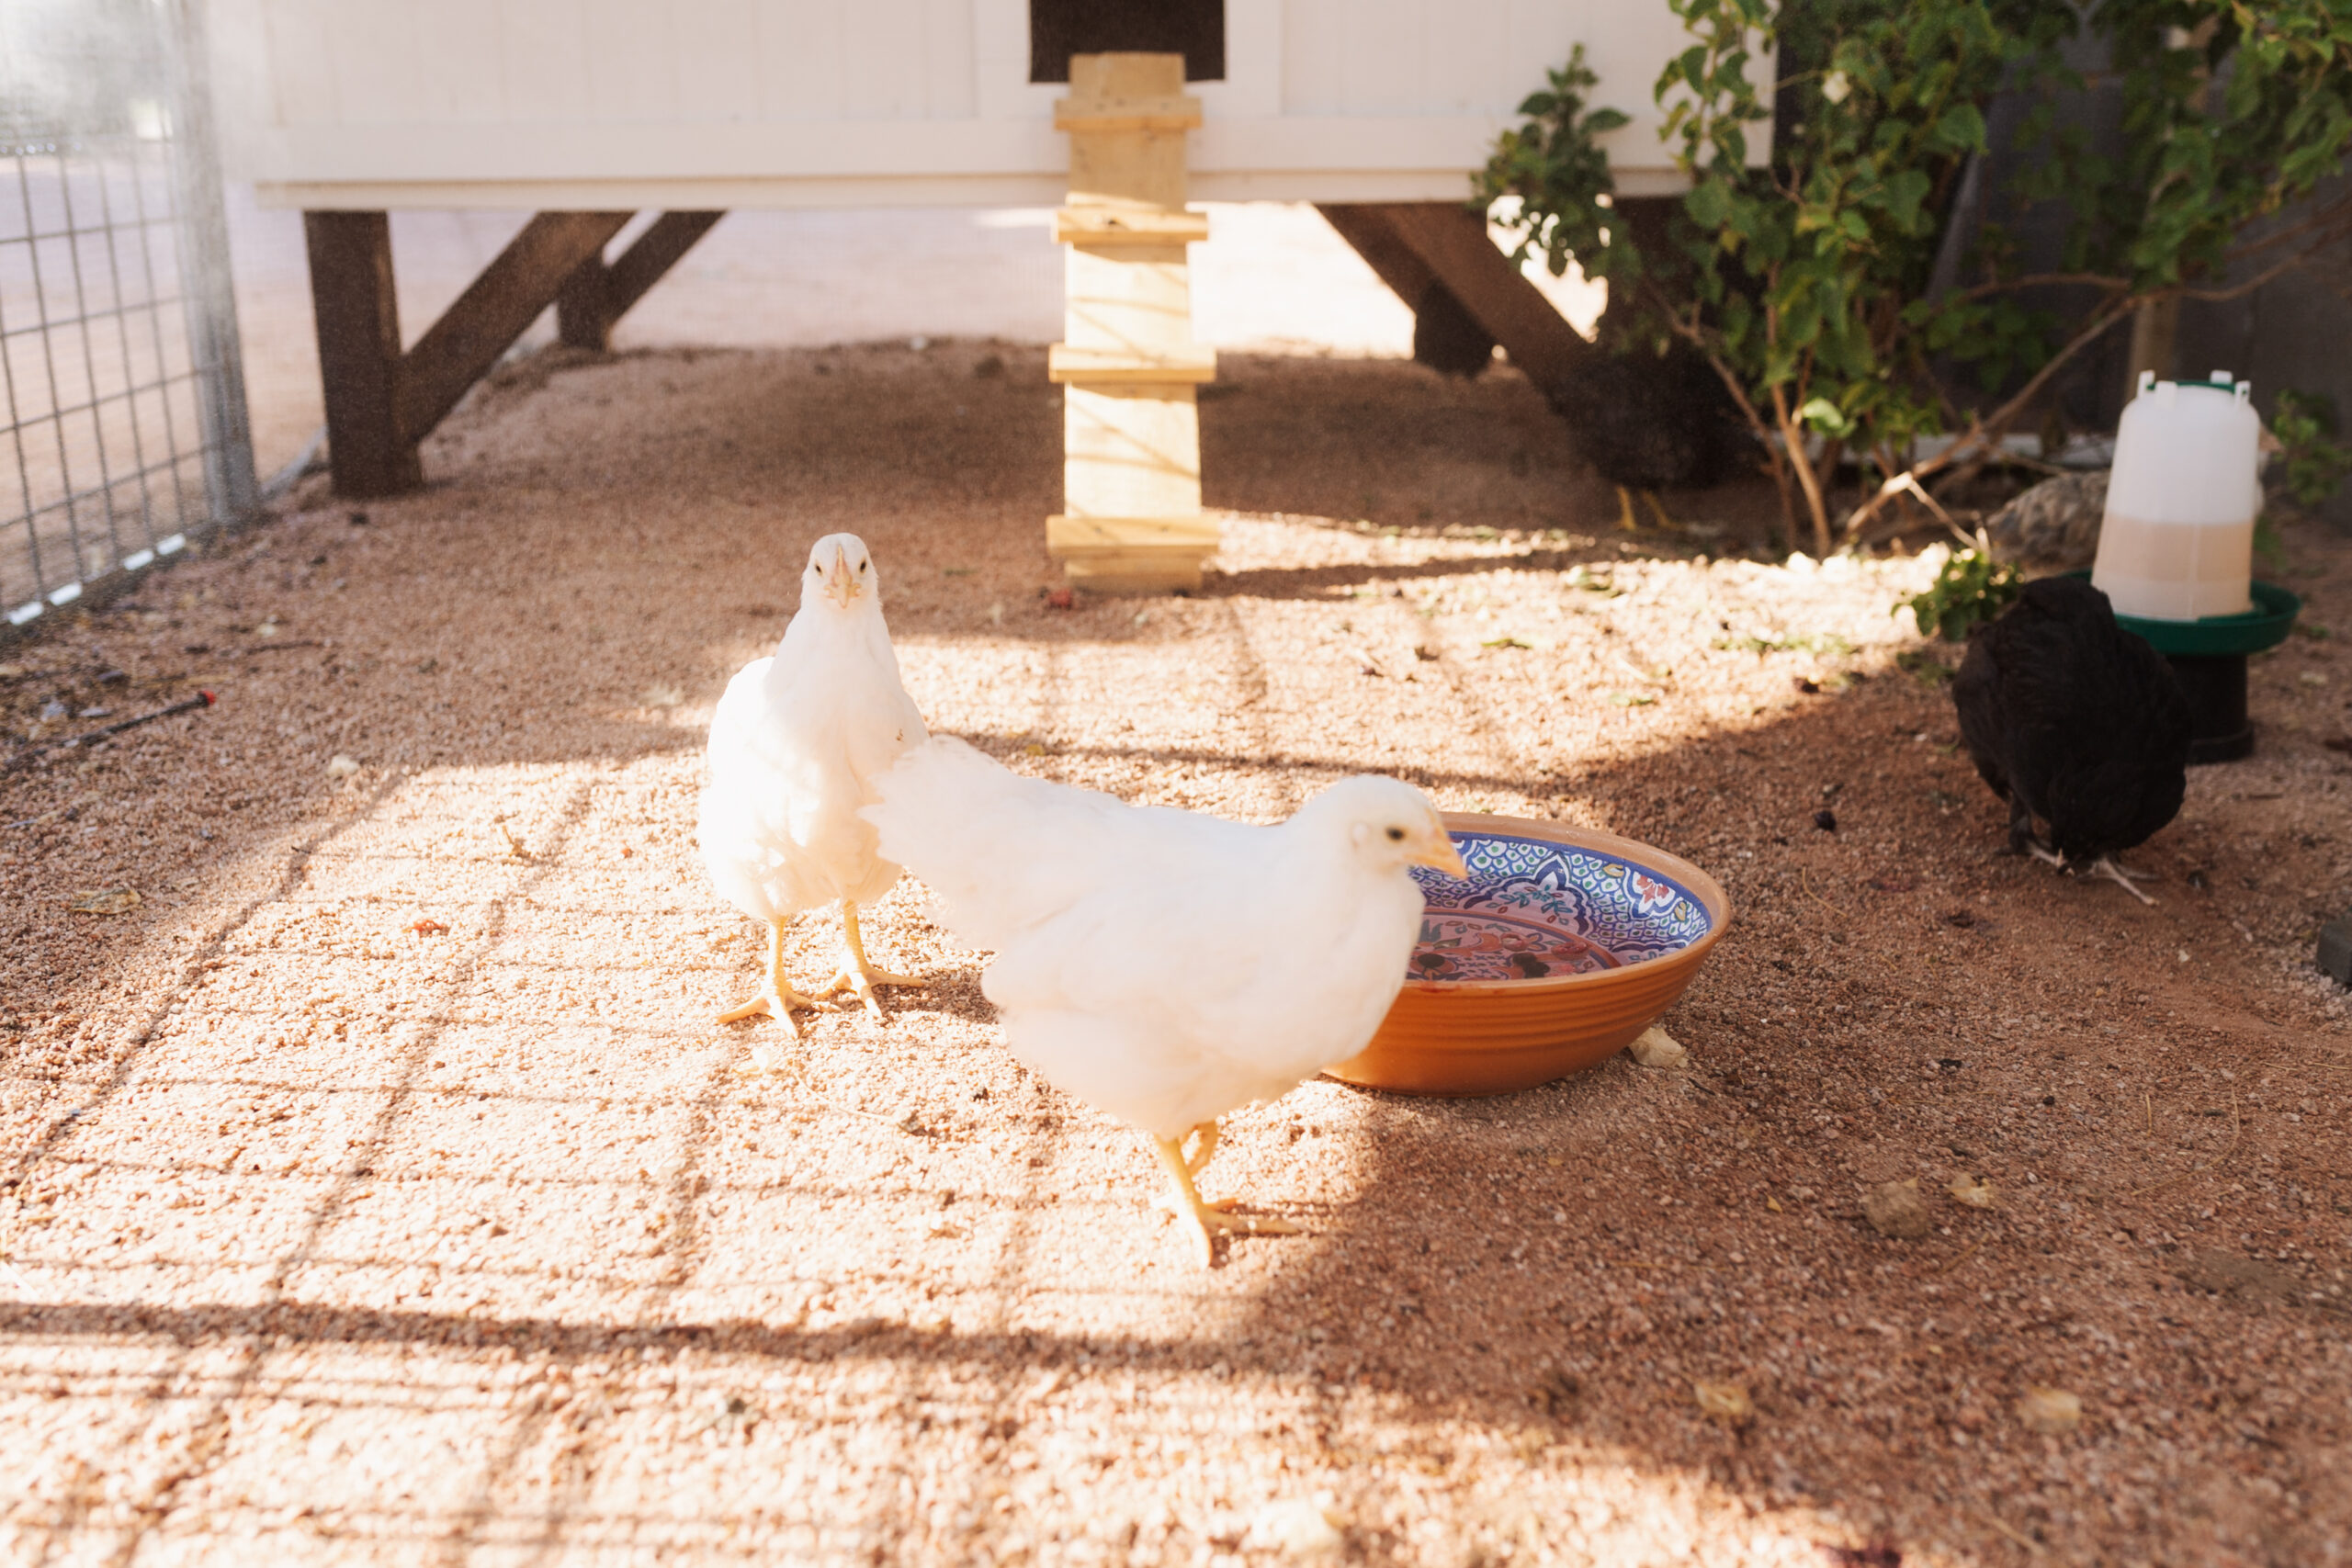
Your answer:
1951,576 -> 2190,863
1543,341 -> 1754,491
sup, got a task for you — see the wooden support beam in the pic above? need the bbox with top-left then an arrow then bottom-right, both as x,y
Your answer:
1314,204 -> 1436,311
1321,201 -> 1593,399
557,210 -> 725,352
302,211 -> 418,499
305,209 -> 707,495
1318,203 -> 1498,377
398,210 -> 631,442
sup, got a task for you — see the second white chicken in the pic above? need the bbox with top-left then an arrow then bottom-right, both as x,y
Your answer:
865,735 -> 1464,1265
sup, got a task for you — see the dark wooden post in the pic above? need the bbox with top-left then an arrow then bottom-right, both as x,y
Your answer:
556,212 -> 725,353
555,256 -> 613,351
303,210 -> 420,498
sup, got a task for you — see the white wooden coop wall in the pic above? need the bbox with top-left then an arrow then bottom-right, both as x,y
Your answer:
207,0 -> 1709,209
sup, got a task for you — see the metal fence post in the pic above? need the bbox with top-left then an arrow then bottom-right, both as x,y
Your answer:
163,0 -> 257,527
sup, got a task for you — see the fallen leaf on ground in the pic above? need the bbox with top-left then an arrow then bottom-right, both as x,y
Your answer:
1691,1380 -> 1753,1426
68,887 -> 140,916
1864,1179 -> 1933,1238
1948,1175 -> 1997,1209
2017,1386 -> 2082,1434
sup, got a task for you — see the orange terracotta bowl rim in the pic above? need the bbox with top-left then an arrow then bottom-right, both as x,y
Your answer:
1326,810 -> 1734,1097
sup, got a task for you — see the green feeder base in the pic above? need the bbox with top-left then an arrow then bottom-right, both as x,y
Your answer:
2066,576 -> 2301,765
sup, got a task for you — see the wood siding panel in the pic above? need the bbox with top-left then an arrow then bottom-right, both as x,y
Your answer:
497,0 -> 594,126
256,0 -> 339,128
225,1 -> 1740,197
413,0 -> 506,125
922,0 -> 978,120
676,0 -> 762,124
759,0 -> 846,123
1279,0 -> 1344,116
583,0 -> 682,123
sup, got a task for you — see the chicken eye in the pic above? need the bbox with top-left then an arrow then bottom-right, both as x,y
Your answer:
859,560 -> 868,572
1385,826 -> 1405,841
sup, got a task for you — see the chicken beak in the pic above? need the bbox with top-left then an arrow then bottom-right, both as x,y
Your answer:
1411,831 -> 1468,879
824,543 -> 859,607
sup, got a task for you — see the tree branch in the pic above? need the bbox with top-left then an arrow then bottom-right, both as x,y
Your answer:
1839,296 -> 2139,537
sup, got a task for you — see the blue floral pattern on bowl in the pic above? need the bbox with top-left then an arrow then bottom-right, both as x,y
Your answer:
1406,829 -> 1713,983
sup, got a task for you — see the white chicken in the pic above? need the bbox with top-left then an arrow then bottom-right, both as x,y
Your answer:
865,736 -> 1465,1265
698,533 -> 928,1030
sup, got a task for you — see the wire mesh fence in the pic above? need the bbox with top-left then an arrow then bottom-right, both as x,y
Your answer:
0,0 -> 254,637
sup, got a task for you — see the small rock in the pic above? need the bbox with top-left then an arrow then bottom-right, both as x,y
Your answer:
1627,1026 -> 1687,1069
1045,587 -> 1075,611
640,684 -> 684,707
325,754 -> 361,779
2017,1385 -> 2082,1434
1814,807 -> 1838,831
1947,1175 -> 1997,1209
1691,1380 -> 1752,1426
39,699 -> 67,721
1863,1179 -> 1933,1239
1245,1496 -> 1344,1557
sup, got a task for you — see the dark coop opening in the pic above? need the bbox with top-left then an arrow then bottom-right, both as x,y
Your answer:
1029,0 -> 1226,83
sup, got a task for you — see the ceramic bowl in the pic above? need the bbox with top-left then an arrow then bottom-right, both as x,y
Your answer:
1326,812 -> 1731,1096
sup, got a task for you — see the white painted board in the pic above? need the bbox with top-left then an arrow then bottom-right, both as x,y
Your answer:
210,0 -> 1767,209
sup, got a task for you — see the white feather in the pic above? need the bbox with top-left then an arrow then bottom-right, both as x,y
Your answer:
865,737 -> 1438,1137
697,533 -> 927,927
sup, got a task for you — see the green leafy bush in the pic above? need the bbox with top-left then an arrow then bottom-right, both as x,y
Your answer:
2270,389 -> 2352,511
1900,549 -> 2021,641
1482,1 -> 2352,557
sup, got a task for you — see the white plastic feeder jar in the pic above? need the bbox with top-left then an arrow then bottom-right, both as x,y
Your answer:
2091,370 -> 2263,621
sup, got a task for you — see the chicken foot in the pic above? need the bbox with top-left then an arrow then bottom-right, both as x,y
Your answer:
1613,486 -> 1677,532
2085,854 -> 2158,906
717,919 -> 838,1032
1151,1122 -> 1300,1269
821,899 -> 925,1020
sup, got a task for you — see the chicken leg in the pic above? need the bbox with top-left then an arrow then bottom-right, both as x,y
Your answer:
1614,486 -> 1678,532
718,919 -> 838,1031
822,899 -> 925,1020
1151,1122 -> 1299,1268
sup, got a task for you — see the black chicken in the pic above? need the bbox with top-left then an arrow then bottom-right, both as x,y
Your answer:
1544,340 -> 1754,531
1951,576 -> 2191,905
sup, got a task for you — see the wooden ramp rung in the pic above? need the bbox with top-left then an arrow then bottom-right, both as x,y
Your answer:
1054,208 -> 1210,245
1048,344 -> 1217,384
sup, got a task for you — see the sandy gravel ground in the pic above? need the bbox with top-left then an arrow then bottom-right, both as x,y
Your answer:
2,342 -> 2349,1567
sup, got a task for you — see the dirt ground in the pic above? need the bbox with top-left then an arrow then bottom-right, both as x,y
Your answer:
2,342 -> 2348,1567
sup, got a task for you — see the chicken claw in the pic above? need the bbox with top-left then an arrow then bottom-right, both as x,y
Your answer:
718,919 -> 839,1032
821,899 -> 925,1020
1152,1125 -> 1301,1268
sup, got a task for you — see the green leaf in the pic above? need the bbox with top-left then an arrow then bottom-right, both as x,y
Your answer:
1798,397 -> 1855,438
1684,176 -> 1732,229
